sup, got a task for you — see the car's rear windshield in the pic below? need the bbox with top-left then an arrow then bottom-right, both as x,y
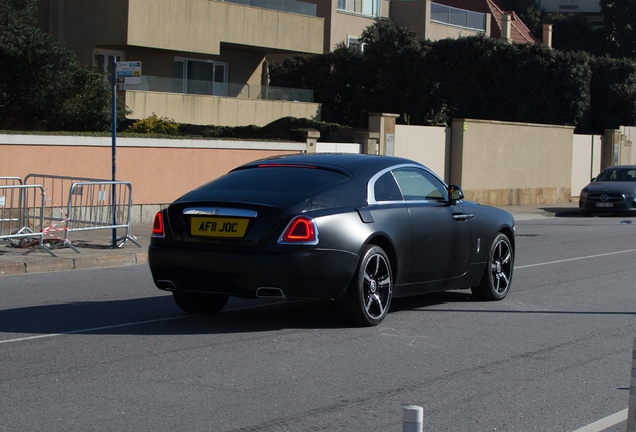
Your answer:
202,166 -> 349,193
597,168 -> 636,182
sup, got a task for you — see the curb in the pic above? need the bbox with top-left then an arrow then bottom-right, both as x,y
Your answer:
0,253 -> 149,276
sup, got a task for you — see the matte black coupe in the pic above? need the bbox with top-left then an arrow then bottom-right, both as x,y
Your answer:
149,154 -> 515,326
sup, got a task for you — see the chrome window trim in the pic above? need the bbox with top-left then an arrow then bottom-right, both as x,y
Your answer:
367,163 -> 449,205
183,207 -> 258,217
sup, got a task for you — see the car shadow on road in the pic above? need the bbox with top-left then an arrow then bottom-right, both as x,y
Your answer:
0,295 -> 347,337
538,207 -> 582,218
542,206 -> 636,219
0,291 -> 490,337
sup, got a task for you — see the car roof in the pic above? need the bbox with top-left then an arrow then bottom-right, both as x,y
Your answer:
236,154 -> 425,177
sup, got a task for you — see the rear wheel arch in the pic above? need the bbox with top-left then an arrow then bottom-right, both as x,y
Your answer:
364,235 -> 399,284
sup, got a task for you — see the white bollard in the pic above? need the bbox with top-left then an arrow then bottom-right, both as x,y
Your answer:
627,337 -> 636,432
403,405 -> 423,432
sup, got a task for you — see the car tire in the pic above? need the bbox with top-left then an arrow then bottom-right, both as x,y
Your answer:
337,245 -> 393,327
172,291 -> 229,314
471,233 -> 513,301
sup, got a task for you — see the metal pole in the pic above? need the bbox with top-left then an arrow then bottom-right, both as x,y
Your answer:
403,405 -> 423,432
111,57 -> 117,248
627,337 -> 636,432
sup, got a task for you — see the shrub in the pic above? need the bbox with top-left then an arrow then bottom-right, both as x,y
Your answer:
126,114 -> 183,135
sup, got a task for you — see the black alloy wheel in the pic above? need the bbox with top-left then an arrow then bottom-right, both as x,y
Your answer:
471,233 -> 513,301
338,245 -> 393,326
172,291 -> 229,314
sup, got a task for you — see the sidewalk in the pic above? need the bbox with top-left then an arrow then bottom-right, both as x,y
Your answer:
0,224 -> 151,276
0,202 -> 581,276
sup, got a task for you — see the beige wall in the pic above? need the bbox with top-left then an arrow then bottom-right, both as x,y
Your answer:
0,136 -> 305,207
328,11 -> 379,51
620,126 -> 636,166
3,119 -> 621,211
124,91 -> 321,126
127,0 -> 324,55
394,125 -> 450,182
300,0 -> 390,52
450,119 -> 574,206
39,0 -> 324,66
571,134 -> 602,198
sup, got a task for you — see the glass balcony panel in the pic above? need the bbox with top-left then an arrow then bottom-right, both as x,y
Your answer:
122,76 -> 313,102
449,8 -> 467,27
467,11 -> 486,30
430,2 -> 486,31
430,3 -> 449,22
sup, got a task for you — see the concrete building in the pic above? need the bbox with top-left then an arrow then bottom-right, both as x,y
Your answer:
35,0 -> 539,128
36,0 -> 325,127
391,0 -> 539,44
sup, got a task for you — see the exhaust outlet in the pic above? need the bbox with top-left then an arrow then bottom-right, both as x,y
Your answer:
157,280 -> 177,291
256,287 -> 286,299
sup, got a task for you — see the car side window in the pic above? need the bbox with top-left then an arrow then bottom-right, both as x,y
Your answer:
392,168 -> 448,201
374,172 -> 403,201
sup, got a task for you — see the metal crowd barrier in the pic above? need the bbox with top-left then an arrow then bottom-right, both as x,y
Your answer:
64,181 -> 141,250
0,184 -> 56,256
1,177 -> 23,186
23,174 -> 141,253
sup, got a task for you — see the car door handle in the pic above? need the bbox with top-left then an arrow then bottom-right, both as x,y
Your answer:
452,213 -> 474,221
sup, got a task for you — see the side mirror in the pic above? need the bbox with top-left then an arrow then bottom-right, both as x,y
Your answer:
449,184 -> 464,203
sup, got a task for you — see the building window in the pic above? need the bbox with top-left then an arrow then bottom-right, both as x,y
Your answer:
174,58 -> 228,97
347,36 -> 367,53
337,0 -> 380,17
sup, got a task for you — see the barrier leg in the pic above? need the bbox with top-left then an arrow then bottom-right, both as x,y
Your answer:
403,405 -> 423,432
627,337 -> 636,432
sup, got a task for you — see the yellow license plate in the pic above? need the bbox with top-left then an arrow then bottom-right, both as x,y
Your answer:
190,216 -> 250,238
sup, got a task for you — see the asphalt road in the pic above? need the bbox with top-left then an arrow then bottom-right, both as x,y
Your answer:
1,213 -> 636,431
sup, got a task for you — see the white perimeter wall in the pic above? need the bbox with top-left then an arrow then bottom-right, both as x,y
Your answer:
394,125 -> 451,182
571,134 -> 603,198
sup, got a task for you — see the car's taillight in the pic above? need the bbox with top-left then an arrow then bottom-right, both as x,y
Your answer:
152,212 -> 165,238
278,216 -> 318,245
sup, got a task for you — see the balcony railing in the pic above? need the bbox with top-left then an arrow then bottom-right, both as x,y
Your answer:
122,76 -> 314,103
218,0 -> 316,16
430,2 -> 486,31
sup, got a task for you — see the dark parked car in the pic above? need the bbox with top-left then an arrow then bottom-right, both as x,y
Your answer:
149,154 -> 515,326
579,165 -> 636,215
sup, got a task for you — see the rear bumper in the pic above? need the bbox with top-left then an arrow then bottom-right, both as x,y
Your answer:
148,244 -> 358,300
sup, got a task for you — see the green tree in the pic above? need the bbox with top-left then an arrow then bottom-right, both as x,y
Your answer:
590,57 -> 636,131
496,0 -> 544,38
270,20 -> 632,132
0,0 -> 125,131
543,13 -> 606,56
601,0 -> 636,58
